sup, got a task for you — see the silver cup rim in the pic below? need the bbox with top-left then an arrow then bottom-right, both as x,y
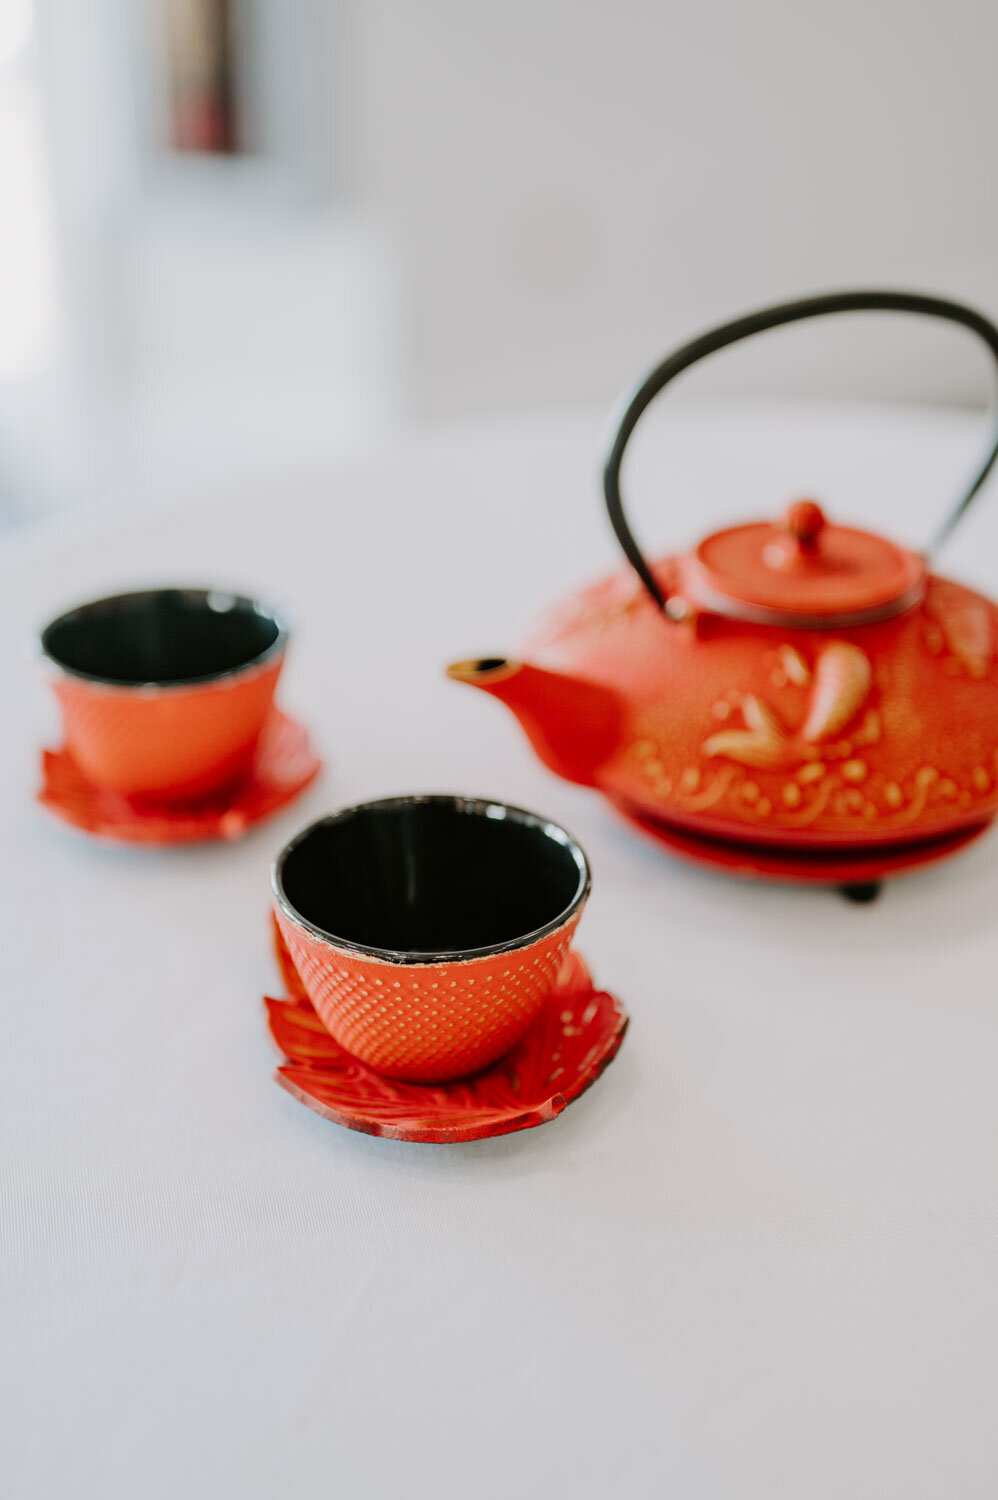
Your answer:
272,793 -> 592,966
38,586 -> 290,692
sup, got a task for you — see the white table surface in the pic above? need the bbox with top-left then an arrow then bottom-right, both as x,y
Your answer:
4,400 -> 998,1499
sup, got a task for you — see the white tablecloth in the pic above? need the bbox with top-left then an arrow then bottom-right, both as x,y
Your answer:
4,401 -> 998,1498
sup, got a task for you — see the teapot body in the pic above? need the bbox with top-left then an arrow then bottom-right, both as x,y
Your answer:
525,557 -> 998,848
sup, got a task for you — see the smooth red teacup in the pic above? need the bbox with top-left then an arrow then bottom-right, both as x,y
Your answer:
272,795 -> 592,1083
40,588 -> 288,801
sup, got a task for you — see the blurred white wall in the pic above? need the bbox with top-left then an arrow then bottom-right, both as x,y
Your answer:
4,0 -> 998,524
358,0 -> 998,416
1,0 -> 398,520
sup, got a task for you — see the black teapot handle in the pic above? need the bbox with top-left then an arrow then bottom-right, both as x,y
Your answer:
602,289 -> 998,615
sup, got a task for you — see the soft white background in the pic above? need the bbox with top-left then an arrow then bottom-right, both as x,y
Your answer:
2,0 -> 998,517
360,0 -> 998,415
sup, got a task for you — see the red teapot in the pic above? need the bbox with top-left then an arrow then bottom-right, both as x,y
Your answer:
448,291 -> 998,894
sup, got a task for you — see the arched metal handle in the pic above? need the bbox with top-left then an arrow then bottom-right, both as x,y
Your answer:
602,289 -> 998,615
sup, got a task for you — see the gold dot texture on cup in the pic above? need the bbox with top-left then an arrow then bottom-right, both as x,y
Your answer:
275,909 -> 578,1080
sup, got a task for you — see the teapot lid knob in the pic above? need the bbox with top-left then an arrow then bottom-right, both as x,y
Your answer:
784,499 -> 826,553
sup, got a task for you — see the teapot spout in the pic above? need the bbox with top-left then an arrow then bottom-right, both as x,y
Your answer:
446,657 -> 621,788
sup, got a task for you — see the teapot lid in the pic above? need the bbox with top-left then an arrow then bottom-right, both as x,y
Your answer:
685,501 -> 926,626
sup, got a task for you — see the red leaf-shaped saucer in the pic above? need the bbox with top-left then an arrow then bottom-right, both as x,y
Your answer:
39,709 -> 320,845
266,925 -> 629,1143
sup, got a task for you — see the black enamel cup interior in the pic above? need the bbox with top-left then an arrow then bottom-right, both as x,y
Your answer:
274,796 -> 591,962
41,589 -> 285,687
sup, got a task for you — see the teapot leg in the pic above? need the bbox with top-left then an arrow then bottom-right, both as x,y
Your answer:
839,880 -> 882,904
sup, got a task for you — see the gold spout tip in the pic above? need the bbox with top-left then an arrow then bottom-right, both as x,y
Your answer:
445,656 -> 521,684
